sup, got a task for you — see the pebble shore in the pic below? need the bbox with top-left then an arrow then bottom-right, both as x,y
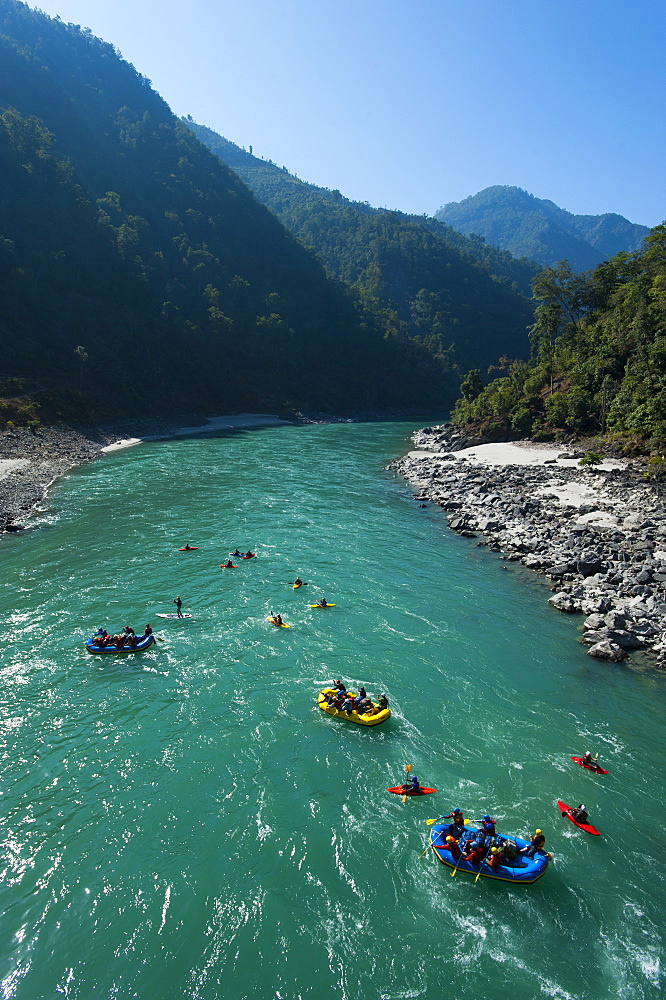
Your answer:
388,424 -> 666,668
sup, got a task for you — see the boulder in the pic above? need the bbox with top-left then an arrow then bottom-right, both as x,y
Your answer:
586,641 -> 628,661
548,592 -> 580,613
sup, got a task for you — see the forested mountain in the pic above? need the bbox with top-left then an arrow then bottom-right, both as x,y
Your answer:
185,122 -> 538,377
452,225 -> 666,453
0,1 -> 458,422
436,186 -> 650,273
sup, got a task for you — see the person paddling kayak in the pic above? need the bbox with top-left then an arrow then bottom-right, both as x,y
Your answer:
401,774 -> 421,794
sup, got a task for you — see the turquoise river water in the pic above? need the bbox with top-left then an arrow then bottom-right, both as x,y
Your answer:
0,421 -> 664,1000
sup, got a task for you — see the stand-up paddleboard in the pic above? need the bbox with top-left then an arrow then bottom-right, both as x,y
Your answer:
267,617 -> 290,628
156,613 -> 194,619
557,800 -> 600,835
309,603 -> 336,608
387,786 -> 436,796
178,546 -> 198,551
571,756 -> 608,774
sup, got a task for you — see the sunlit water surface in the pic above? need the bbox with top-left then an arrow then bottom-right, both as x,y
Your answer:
0,422 -> 664,1000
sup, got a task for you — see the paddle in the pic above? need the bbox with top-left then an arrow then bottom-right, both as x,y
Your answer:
401,764 -> 412,803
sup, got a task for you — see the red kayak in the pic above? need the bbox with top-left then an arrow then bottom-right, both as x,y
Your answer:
571,756 -> 608,774
557,800 -> 600,836
387,786 -> 436,796
178,546 -> 198,551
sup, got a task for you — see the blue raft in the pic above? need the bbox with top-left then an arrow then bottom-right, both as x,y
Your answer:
429,823 -> 549,884
85,634 -> 155,654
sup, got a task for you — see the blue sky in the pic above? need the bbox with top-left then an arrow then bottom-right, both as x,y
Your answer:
30,0 -> 665,226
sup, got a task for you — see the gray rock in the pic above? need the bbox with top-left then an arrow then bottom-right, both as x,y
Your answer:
586,641 -> 628,661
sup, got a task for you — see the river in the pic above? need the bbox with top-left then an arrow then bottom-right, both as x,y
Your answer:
0,421 -> 663,999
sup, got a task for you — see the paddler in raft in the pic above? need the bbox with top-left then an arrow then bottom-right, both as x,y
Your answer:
519,828 -> 546,857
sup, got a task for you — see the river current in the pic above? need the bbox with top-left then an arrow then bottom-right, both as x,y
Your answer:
0,421 -> 664,1000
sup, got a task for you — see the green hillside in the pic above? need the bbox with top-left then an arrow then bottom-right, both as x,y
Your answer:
0,0 -> 455,422
436,186 -> 650,272
452,226 -> 666,452
185,121 -> 538,377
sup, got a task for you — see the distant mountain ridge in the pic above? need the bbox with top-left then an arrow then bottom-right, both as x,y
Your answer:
436,186 -> 650,272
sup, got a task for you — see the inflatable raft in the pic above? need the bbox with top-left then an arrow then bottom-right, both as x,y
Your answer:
85,634 -> 155,655
429,823 -> 549,884
317,688 -> 390,726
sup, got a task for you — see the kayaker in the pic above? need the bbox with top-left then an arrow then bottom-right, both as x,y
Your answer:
444,835 -> 462,859
272,613 -> 283,626
183,543 -> 195,550
224,559 -> 235,568
581,751 -> 598,767
173,596 -> 183,618
570,804 -> 588,823
481,814 -> 496,836
520,829 -> 546,857
293,577 -> 303,586
317,598 -> 328,607
245,550 -> 255,558
402,774 -> 421,794
232,549 -> 243,556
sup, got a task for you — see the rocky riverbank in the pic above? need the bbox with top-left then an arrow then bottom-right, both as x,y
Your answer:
389,424 -> 666,668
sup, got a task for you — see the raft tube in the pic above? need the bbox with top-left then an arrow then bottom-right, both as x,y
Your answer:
317,688 -> 390,726
86,634 -> 156,654
429,823 -> 549,883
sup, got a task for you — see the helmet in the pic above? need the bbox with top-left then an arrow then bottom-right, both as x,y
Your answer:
483,814 -> 491,821
580,805 -> 586,811
535,829 -> 542,835
453,808 -> 461,815
585,751 -> 591,756
445,836 -> 454,843
490,847 -> 499,854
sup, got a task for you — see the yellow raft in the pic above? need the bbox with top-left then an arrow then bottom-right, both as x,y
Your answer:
317,688 -> 391,726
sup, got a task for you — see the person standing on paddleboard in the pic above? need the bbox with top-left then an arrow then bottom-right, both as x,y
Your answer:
173,596 -> 183,618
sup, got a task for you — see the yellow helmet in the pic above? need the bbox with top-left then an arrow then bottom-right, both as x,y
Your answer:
535,829 -> 543,835
490,846 -> 500,854
445,835 -> 455,843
